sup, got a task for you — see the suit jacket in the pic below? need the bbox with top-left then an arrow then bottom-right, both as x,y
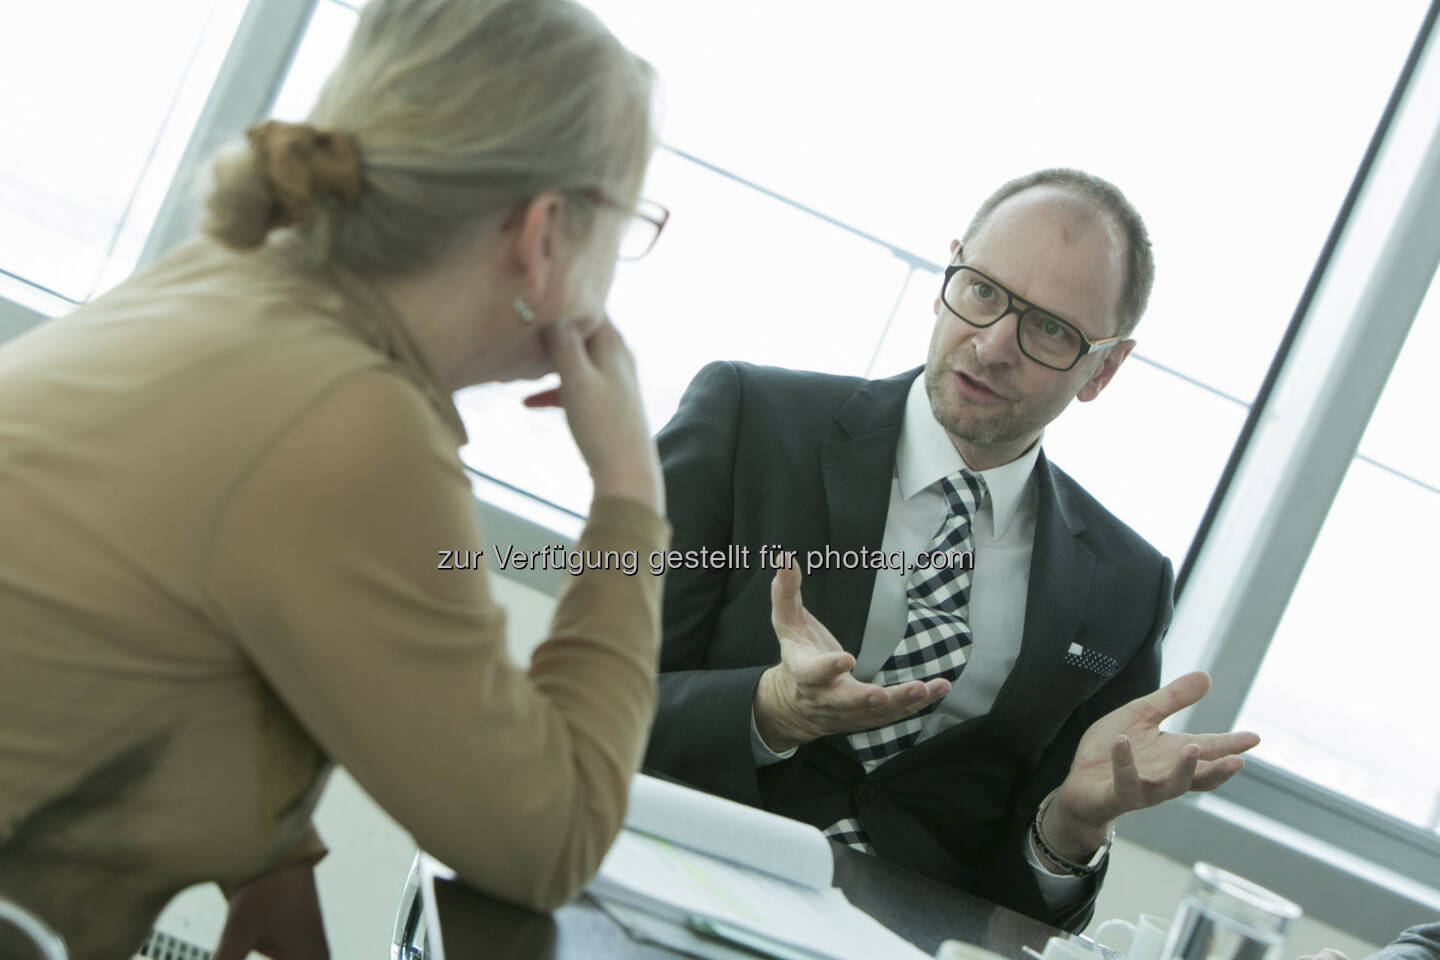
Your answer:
644,360 -> 1174,931
1370,925 -> 1440,960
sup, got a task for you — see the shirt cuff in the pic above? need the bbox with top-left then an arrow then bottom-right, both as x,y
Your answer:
750,705 -> 798,766
1025,828 -> 1091,908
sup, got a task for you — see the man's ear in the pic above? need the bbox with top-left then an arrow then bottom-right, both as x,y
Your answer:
507,192 -> 566,303
1077,339 -> 1135,402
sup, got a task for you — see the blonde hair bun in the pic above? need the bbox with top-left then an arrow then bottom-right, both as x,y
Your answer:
203,143 -> 279,251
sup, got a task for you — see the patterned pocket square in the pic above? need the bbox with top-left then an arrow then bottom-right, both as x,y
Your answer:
1063,642 -> 1120,677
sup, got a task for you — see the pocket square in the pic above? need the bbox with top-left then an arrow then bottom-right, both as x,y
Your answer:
1063,643 -> 1120,677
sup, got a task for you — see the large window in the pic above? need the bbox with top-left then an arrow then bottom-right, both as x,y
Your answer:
265,2 -> 1430,561
1237,267 -> 1440,834
0,0 -> 251,310
474,0 -> 1426,571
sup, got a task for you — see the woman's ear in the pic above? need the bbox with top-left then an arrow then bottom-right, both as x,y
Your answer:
508,192 -> 567,304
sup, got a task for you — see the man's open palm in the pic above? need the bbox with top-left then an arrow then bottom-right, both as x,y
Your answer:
1055,671 -> 1260,832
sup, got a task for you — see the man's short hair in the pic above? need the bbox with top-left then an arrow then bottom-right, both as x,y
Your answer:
961,169 -> 1154,337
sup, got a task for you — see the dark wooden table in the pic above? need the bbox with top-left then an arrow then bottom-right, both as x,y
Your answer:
425,844 -> 1065,959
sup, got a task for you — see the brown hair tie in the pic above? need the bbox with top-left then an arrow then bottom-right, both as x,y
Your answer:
246,120 -> 362,228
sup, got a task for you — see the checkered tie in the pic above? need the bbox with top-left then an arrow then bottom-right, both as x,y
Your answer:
826,468 -> 986,851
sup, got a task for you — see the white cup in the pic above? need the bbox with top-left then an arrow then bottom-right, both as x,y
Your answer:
1044,936 -> 1100,960
1094,914 -> 1171,960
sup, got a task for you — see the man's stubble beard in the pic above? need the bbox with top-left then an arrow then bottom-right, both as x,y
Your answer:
923,357 -> 1069,454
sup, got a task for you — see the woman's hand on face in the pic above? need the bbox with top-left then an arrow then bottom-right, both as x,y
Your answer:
528,316 -> 664,514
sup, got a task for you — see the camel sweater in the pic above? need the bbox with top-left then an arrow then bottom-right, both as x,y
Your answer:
0,238 -> 668,958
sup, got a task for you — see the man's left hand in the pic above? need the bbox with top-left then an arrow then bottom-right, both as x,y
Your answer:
1042,671 -> 1260,861
214,861 -> 330,960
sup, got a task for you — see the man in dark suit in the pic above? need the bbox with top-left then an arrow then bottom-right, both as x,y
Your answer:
644,169 -> 1259,930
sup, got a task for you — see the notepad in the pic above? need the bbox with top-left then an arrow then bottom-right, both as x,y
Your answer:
586,774 -> 930,960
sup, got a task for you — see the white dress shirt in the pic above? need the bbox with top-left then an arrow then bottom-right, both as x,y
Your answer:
853,374 -> 1039,728
749,375 -> 1087,902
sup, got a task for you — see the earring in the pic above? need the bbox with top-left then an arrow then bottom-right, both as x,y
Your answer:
513,296 -> 535,325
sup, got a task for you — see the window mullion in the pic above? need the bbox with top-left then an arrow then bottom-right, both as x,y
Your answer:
137,0 -> 320,269
1166,15 -> 1440,736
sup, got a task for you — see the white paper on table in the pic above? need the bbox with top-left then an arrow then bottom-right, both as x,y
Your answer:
588,829 -> 930,960
625,773 -> 834,889
592,896 -> 765,960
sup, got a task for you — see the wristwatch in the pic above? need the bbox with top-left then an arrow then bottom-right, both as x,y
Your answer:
1031,788 -> 1114,878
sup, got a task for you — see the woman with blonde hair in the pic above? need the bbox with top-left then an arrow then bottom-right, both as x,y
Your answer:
0,0 -> 669,955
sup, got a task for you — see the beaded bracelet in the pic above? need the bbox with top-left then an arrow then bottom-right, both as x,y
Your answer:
1031,788 -> 1113,878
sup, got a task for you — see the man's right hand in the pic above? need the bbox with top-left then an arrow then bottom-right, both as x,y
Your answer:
753,561 -> 951,753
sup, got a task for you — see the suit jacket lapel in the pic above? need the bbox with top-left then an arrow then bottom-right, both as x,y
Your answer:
987,451 -> 1095,730
816,369 -> 916,656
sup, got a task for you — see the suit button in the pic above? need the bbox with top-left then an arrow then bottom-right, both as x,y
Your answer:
856,784 -> 875,802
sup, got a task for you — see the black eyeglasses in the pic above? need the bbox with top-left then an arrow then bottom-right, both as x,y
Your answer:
940,264 -> 1122,372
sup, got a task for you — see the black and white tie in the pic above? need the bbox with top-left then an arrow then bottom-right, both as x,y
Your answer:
826,468 -> 987,850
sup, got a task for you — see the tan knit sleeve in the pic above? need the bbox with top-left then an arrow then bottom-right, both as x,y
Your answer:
202,370 -> 669,910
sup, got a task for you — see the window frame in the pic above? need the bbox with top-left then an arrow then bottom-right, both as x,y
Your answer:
1140,0 -> 1440,935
